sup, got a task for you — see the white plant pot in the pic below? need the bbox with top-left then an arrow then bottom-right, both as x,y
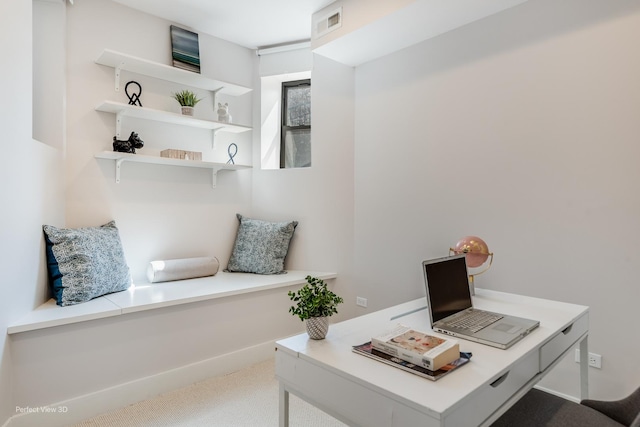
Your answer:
305,316 -> 329,340
181,106 -> 194,116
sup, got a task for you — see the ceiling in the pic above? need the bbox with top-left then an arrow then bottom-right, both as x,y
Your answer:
111,0 -> 337,49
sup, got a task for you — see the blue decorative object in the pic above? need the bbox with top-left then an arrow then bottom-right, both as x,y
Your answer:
227,143 -> 237,164
43,221 -> 132,306
226,214 -> 298,275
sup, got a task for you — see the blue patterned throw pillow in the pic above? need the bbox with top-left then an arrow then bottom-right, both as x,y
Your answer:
227,214 -> 298,274
43,221 -> 132,306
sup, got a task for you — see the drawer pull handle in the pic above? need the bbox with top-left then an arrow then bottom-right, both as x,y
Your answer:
562,324 -> 573,335
490,371 -> 510,388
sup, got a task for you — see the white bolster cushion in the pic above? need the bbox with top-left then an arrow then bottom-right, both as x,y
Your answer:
146,257 -> 220,283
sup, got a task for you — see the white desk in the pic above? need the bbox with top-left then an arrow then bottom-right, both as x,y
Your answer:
275,289 -> 589,427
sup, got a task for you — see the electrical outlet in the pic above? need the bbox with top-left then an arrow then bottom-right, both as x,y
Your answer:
589,353 -> 602,369
356,297 -> 368,308
574,349 -> 602,369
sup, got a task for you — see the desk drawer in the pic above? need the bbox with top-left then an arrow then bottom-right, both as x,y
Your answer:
276,351 -> 439,427
444,350 -> 539,427
540,313 -> 588,371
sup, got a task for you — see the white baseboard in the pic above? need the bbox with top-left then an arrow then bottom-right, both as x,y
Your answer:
5,340 -> 275,427
533,384 -> 581,403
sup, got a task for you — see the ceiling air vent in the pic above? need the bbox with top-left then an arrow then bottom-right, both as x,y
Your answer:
313,6 -> 342,39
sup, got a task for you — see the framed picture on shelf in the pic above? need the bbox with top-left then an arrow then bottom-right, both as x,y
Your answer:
170,25 -> 201,73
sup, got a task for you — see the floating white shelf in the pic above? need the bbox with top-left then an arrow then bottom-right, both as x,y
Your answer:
96,100 -> 252,136
95,151 -> 251,188
94,49 -> 252,187
95,49 -> 252,96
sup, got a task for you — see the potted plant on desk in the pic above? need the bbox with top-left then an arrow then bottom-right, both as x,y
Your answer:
288,276 -> 344,340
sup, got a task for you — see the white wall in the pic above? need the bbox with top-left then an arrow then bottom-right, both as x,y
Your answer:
259,47 -> 314,170
10,0 -> 638,422
260,70 -> 311,169
6,1 -> 354,423
9,0 -> 260,414
33,0 -> 66,150
252,52 -> 357,320
311,0 -> 413,50
65,0 -> 254,282
0,0 -> 65,424
351,0 -> 640,400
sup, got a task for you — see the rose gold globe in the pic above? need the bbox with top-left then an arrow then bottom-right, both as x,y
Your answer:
450,236 -> 493,295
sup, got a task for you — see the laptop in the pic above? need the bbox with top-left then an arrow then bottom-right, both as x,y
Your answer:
422,254 -> 539,349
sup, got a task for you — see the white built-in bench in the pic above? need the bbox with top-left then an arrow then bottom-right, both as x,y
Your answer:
8,270 -> 337,334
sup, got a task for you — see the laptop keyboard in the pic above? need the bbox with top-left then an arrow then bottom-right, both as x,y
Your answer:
447,310 -> 504,333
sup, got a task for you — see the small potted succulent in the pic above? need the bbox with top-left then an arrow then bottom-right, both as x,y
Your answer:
288,275 -> 343,340
172,90 -> 202,116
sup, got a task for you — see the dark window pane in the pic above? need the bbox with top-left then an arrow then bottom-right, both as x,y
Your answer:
283,129 -> 311,168
281,79 -> 311,169
286,86 -> 311,127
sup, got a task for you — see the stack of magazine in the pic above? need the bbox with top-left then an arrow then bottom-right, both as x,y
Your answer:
352,324 -> 471,381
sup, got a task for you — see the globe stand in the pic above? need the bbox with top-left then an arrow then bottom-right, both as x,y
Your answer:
469,253 -> 493,295
449,249 -> 493,296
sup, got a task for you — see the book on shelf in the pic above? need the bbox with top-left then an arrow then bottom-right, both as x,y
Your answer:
352,341 -> 471,381
371,324 -> 460,371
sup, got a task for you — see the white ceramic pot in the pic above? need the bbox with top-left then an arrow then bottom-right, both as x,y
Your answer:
305,316 -> 329,340
181,106 -> 194,116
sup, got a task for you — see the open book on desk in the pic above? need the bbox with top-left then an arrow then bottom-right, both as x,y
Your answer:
352,341 -> 472,381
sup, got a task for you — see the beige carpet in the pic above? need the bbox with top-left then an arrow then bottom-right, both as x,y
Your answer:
72,358 -> 347,427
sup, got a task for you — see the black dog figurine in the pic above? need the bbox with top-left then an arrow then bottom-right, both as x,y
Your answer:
113,132 -> 144,154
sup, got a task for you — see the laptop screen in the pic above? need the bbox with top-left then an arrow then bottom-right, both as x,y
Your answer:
423,255 -> 473,323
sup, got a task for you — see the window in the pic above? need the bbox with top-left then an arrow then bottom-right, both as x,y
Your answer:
281,79 -> 311,168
